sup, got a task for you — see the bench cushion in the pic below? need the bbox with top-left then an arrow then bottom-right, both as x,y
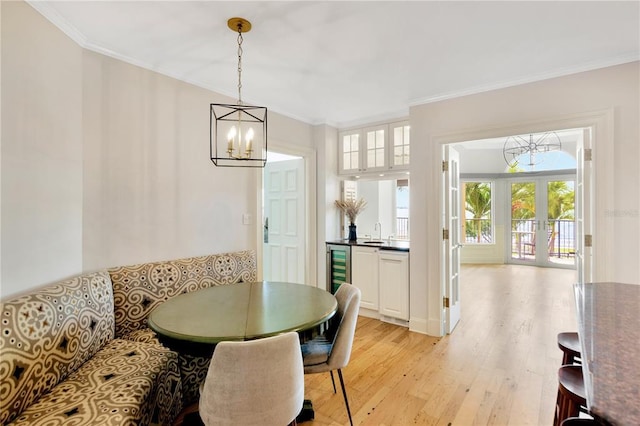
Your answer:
0,271 -> 115,424
122,327 -> 210,405
6,339 -> 182,426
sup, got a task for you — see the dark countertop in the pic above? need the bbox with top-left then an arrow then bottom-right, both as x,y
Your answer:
574,282 -> 640,426
326,239 -> 410,252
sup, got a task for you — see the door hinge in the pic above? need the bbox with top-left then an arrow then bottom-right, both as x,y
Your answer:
443,297 -> 450,308
584,148 -> 592,162
442,161 -> 449,172
585,234 -> 593,247
443,229 -> 449,240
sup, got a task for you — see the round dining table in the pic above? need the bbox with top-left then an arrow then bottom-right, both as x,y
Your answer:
148,280 -> 338,356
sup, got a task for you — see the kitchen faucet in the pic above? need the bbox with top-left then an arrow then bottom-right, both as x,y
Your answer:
374,222 -> 382,240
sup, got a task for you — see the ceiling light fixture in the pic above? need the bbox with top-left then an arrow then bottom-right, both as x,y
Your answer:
503,132 -> 562,169
210,17 -> 267,168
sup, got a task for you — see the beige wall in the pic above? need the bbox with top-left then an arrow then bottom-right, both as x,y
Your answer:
1,1 -> 316,299
1,1 -> 84,297
81,50 -> 260,271
314,124 -> 340,291
410,62 -> 640,335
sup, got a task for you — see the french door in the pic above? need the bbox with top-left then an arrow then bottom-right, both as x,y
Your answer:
509,176 -> 576,268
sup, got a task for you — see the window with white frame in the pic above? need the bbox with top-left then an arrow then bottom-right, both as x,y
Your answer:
463,181 -> 493,244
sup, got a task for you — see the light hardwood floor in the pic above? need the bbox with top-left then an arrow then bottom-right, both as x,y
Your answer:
305,264 -> 577,426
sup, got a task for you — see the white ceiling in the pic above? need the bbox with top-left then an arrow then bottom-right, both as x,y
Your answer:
30,1 -> 640,128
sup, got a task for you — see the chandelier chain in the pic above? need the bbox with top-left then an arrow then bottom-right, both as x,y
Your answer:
237,29 -> 243,105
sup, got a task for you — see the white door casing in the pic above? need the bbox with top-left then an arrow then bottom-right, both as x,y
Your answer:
263,158 -> 305,283
432,111 -> 606,337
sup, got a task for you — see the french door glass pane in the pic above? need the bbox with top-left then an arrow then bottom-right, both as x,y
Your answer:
511,182 -> 536,261
547,180 -> 575,266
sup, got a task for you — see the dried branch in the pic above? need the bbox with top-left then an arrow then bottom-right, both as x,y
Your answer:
335,198 -> 367,224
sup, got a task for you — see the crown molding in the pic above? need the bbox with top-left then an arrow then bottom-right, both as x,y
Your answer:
26,1 -> 88,46
409,54 -> 640,108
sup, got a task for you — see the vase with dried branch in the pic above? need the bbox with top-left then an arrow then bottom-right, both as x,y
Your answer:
335,198 -> 367,241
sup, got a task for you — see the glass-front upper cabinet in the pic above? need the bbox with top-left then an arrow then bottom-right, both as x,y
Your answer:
389,121 -> 410,171
339,131 -> 361,174
338,121 -> 410,175
339,125 -> 388,175
363,125 -> 388,172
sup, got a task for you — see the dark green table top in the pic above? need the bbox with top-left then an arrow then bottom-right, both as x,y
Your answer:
148,281 -> 338,344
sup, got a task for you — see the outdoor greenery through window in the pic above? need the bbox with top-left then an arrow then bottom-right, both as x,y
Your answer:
464,182 -> 493,244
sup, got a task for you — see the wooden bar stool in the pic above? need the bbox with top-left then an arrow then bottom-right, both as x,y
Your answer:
558,332 -> 581,365
554,365 -> 588,426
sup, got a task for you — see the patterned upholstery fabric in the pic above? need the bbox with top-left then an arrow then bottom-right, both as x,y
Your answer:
6,339 -> 182,426
122,329 -> 210,405
0,250 -> 257,424
109,250 -> 257,338
110,250 -> 258,405
0,271 -> 115,425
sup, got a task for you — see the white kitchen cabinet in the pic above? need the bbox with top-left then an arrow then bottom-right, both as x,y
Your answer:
338,125 -> 388,175
378,250 -> 409,320
351,245 -> 410,322
388,121 -> 410,171
351,246 -> 379,310
338,121 -> 410,176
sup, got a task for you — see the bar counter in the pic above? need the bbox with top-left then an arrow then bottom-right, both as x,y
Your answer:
574,282 -> 640,425
325,239 -> 410,252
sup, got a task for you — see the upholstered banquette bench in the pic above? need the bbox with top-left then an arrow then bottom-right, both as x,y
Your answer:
0,250 -> 257,425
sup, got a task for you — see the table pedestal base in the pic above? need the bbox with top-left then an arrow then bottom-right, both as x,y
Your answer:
296,399 -> 315,423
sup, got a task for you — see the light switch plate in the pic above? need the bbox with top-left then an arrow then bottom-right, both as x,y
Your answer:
242,213 -> 252,225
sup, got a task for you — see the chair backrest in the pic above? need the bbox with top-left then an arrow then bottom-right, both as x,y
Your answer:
199,332 -> 304,426
327,283 -> 361,370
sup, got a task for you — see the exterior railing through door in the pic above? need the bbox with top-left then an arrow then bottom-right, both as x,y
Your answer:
511,219 -> 575,260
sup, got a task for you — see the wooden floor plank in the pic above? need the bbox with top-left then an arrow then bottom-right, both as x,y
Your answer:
306,264 -> 576,425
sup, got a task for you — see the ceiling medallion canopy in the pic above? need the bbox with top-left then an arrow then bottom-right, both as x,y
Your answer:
210,17 -> 267,168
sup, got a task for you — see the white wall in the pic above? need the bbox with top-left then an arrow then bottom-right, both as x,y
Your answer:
410,61 -> 640,336
1,1 -> 315,299
315,124 -> 339,291
1,1 -> 84,298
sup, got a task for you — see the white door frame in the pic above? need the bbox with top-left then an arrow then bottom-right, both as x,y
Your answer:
256,141 -> 317,287
433,109 -> 612,336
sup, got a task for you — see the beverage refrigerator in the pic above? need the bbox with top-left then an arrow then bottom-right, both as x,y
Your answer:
326,243 -> 351,294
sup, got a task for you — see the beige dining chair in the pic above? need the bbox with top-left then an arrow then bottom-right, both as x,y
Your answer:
301,282 -> 361,426
198,332 -> 304,426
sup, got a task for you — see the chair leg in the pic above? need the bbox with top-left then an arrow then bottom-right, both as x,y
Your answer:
337,369 -> 353,426
330,370 -> 337,393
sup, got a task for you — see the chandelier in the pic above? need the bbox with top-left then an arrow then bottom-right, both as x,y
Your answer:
210,18 -> 267,168
503,132 -> 562,168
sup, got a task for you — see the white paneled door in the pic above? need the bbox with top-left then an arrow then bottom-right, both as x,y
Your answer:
444,145 -> 461,334
263,158 -> 305,284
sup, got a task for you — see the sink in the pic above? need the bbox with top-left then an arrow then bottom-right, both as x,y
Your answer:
363,240 -> 384,244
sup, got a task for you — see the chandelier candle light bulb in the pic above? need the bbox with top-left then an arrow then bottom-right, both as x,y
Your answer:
227,126 -> 237,154
246,128 -> 254,154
